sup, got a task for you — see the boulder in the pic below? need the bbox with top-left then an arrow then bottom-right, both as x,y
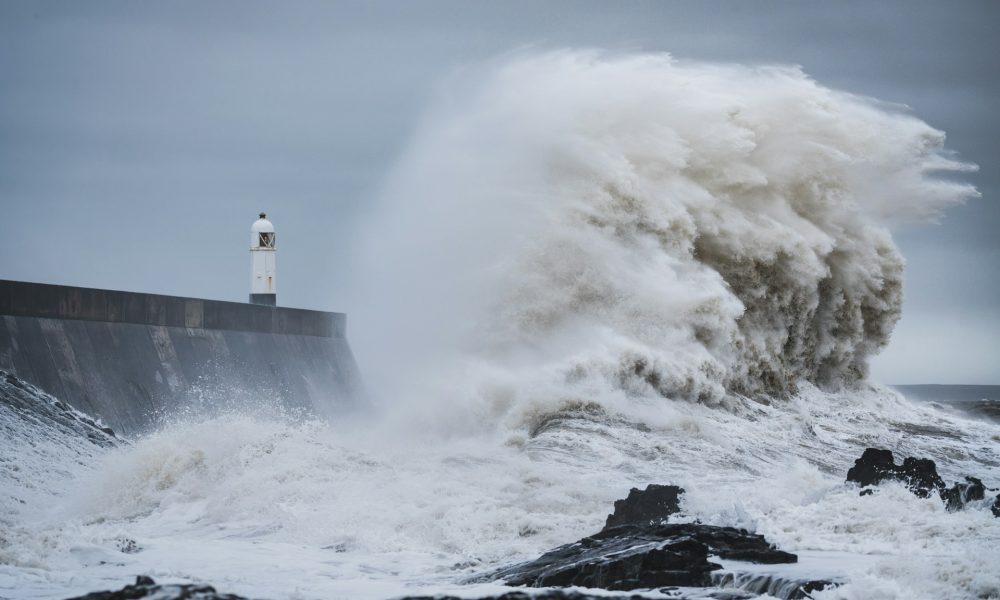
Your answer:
941,476 -> 986,512
847,448 -> 998,517
605,484 -> 684,529
844,448 -> 895,487
846,448 -> 944,498
485,522 -> 795,591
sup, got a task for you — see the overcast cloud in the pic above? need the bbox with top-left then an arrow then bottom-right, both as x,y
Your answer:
0,1 -> 997,384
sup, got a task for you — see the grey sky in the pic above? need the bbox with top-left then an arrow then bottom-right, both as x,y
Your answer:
1,1 -> 997,383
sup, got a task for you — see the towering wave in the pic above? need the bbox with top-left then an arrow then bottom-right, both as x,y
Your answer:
353,51 -> 978,412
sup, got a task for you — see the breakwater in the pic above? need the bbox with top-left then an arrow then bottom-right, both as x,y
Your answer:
0,279 -> 362,435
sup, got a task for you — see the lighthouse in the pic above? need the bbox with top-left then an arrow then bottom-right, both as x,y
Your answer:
250,212 -> 276,306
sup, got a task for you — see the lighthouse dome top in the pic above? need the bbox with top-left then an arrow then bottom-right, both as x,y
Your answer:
251,213 -> 276,249
251,212 -> 275,233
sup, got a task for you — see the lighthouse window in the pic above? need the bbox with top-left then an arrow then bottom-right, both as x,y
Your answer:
258,232 -> 274,248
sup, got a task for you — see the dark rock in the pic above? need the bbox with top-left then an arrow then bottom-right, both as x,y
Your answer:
679,524 -> 796,564
605,484 -> 684,529
941,477 -> 986,511
846,448 -> 944,498
474,485 -> 799,594
64,576 -> 250,600
847,448 -> 999,517
494,533 -> 717,589
845,448 -> 895,487
483,523 -> 795,591
897,457 -> 947,498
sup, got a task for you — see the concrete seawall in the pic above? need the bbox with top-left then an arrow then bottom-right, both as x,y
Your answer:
0,279 -> 362,435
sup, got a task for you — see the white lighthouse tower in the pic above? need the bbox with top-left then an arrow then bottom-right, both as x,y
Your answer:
250,212 -> 276,306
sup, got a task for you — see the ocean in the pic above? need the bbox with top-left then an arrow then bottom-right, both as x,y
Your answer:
3,373 -> 998,599
2,52 -> 997,600
893,386 -> 1000,424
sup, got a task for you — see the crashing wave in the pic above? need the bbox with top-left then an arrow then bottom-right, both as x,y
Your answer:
354,51 -> 977,408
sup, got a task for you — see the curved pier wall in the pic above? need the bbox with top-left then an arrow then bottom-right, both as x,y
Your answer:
0,279 -> 363,435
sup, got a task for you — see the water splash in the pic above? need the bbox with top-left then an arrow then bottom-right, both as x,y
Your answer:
352,51 -> 977,417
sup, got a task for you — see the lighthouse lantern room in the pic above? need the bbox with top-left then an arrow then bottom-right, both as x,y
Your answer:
250,212 -> 276,306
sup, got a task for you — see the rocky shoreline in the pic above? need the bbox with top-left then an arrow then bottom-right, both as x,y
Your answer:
476,484 -> 799,590
65,448 -> 1000,600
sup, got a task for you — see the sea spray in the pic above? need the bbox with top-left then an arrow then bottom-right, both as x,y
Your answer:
18,384 -> 997,599
351,51 -> 978,423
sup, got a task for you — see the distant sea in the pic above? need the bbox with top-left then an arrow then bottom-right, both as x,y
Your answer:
894,384 -> 1000,423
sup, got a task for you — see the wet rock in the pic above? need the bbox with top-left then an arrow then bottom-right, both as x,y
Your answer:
500,531 -> 716,589
848,448 -> 999,517
475,485 -> 798,594
846,448 -> 944,498
941,476 -> 986,511
483,522 -> 795,591
845,447 -> 895,487
64,576 -> 251,600
679,525 -> 796,564
605,484 -> 684,529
